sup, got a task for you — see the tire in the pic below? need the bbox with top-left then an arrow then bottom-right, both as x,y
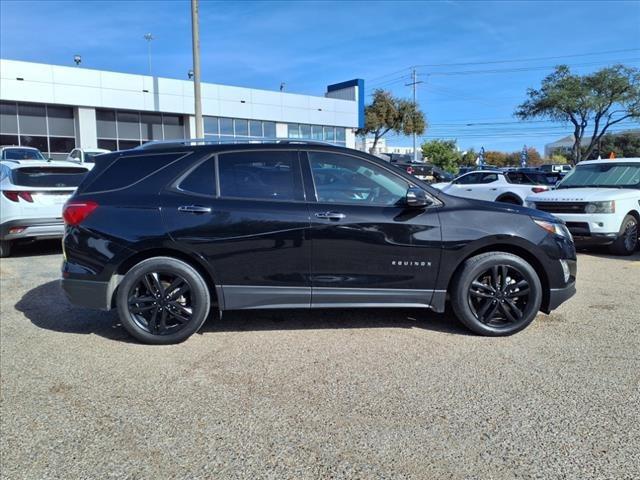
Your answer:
451,252 -> 543,336
608,215 -> 638,256
0,240 -> 12,258
116,256 -> 211,344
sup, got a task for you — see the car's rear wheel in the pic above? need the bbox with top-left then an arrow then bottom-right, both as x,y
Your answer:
116,256 -> 211,344
451,252 -> 542,336
0,240 -> 12,258
609,215 -> 638,256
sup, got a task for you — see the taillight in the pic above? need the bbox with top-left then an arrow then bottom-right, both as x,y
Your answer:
63,201 -> 98,225
406,166 -> 414,175
531,187 -> 548,193
2,191 -> 34,202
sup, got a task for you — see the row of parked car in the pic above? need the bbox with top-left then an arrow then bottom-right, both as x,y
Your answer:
1,143 -> 639,258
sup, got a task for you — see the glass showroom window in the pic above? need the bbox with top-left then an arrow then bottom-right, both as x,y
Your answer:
0,101 -> 76,159
204,116 -> 276,142
97,109 -> 186,150
286,123 -> 346,146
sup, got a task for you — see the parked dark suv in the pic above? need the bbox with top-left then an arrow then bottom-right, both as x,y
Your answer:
61,141 -> 576,344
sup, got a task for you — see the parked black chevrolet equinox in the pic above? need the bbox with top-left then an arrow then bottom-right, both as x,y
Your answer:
61,141 -> 576,344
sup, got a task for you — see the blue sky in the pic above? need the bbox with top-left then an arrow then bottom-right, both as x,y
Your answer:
1,0 -> 639,153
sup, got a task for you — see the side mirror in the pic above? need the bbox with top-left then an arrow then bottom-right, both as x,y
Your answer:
405,187 -> 432,208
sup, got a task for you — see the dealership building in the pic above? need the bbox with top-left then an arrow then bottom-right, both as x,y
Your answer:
0,59 -> 364,159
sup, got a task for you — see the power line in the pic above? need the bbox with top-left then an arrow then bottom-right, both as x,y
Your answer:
418,58 -> 640,77
412,48 -> 640,68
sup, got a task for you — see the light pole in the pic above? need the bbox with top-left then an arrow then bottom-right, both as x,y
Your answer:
191,0 -> 203,138
144,33 -> 153,76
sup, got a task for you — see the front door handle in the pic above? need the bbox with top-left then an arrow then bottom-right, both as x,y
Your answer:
315,211 -> 346,221
490,188 -> 497,191
178,205 -> 212,214
465,188 -> 473,191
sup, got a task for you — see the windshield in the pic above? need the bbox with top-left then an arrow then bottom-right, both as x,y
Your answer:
557,163 -> 640,189
2,148 -> 46,160
83,153 -> 103,164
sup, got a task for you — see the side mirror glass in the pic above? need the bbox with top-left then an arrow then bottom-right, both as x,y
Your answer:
405,187 -> 432,208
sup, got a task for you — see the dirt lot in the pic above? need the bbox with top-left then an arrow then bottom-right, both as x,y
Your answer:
1,240 -> 638,479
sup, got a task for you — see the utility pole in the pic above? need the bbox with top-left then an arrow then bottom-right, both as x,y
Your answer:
191,0 -> 203,138
405,67 -> 423,162
143,33 -> 153,76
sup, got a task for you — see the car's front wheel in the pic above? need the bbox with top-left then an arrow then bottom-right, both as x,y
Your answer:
609,215 -> 638,256
116,256 -> 211,344
451,252 -> 543,336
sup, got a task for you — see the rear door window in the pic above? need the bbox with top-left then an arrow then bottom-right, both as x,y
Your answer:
11,167 -> 88,188
177,157 -> 216,196
218,150 -> 302,201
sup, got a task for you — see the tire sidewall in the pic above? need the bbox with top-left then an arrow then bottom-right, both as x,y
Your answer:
452,253 -> 543,336
116,257 -> 211,344
610,215 -> 638,255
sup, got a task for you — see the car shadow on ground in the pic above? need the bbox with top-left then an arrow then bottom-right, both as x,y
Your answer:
7,239 -> 62,258
17,280 -> 472,343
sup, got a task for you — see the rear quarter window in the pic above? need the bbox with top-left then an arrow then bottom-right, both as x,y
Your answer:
11,167 -> 88,188
83,152 -> 187,193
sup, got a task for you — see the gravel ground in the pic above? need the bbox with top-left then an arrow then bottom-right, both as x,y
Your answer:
1,240 -> 639,479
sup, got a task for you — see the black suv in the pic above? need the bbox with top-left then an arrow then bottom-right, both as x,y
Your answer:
61,141 -> 576,344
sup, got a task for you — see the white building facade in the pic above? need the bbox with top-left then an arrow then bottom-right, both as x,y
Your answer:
0,59 -> 364,158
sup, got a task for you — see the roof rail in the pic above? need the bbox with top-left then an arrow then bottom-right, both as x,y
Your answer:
135,138 -> 339,150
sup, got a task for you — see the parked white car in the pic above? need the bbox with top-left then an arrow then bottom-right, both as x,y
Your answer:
432,170 -> 552,205
525,158 -> 640,255
66,147 -> 110,168
0,159 -> 89,257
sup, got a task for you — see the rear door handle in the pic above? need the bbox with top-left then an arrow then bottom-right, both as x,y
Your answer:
490,188 -> 497,191
465,188 -> 473,191
178,205 -> 212,214
315,211 -> 346,221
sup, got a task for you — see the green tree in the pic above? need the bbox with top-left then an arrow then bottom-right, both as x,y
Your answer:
587,132 -> 640,159
515,65 -> 640,164
550,153 -> 569,164
421,139 -> 460,173
460,148 -> 477,166
357,89 -> 426,153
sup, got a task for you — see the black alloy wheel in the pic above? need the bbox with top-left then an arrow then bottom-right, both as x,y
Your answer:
128,272 -> 193,335
451,252 -> 542,336
116,257 -> 211,344
468,265 -> 530,327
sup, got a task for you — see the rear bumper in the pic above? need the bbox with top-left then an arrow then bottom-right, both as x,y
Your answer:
61,278 -> 112,310
547,281 -> 576,311
0,217 -> 64,240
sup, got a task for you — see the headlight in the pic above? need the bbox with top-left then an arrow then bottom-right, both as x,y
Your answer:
533,218 -> 573,240
525,201 -> 536,209
584,201 -> 615,214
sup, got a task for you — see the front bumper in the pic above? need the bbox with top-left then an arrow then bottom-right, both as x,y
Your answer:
0,218 -> 64,240
61,278 -> 112,310
547,281 -> 577,311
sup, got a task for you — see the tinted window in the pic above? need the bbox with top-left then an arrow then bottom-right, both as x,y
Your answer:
478,173 -> 498,184
97,139 -> 118,151
19,136 -> 48,152
2,148 -> 46,160
49,137 -> 76,153
455,173 -> 481,184
11,166 -> 88,187
178,157 -> 216,196
85,153 -> 185,192
18,104 -> 47,135
218,151 -> 300,201
309,151 -> 408,206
